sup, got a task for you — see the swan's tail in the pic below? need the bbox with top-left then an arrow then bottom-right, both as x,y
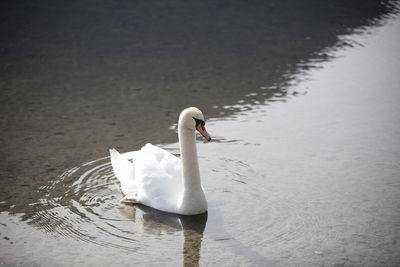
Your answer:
109,148 -> 136,195
109,148 -> 121,179
109,148 -> 120,162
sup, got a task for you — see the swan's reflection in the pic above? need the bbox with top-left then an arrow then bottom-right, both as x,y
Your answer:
119,204 -> 207,266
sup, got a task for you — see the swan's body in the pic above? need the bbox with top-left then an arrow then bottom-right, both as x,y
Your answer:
109,107 -> 211,215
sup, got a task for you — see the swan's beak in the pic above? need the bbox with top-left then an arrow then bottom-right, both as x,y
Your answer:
196,122 -> 212,141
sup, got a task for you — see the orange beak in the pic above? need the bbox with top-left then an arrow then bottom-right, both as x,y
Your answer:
196,122 -> 212,141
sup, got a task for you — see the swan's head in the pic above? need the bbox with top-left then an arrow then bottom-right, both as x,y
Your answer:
179,107 -> 212,141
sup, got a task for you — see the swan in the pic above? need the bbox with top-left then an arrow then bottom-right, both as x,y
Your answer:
109,107 -> 211,215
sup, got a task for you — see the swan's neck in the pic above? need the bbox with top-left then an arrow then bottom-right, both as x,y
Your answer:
178,126 -> 202,191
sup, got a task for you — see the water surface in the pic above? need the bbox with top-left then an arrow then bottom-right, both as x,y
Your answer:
1,1 -> 400,266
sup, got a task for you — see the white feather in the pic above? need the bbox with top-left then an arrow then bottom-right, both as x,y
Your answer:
109,107 -> 210,215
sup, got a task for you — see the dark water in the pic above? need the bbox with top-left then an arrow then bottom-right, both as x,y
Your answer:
1,1 -> 400,266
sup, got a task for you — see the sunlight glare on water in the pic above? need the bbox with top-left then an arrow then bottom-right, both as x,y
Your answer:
198,13 -> 400,266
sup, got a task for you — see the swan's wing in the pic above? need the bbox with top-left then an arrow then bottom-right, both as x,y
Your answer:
109,148 -> 138,195
135,144 -> 183,207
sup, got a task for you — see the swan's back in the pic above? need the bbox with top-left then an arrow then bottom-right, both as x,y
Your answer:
110,144 -> 184,212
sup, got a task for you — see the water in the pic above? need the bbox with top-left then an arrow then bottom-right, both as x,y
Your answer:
1,1 -> 400,266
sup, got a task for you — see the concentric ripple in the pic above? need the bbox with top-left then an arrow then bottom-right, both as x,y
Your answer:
197,151 -> 330,265
32,157 -> 131,250
28,148 -> 328,265
30,155 -> 207,261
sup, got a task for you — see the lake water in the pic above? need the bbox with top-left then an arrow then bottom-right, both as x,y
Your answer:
1,1 -> 400,266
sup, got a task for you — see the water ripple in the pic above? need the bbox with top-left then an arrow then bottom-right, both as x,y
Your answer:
29,156 -> 207,266
30,152 -> 328,265
201,154 -> 329,262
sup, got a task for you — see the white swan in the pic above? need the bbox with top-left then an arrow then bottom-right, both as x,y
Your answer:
109,107 -> 211,215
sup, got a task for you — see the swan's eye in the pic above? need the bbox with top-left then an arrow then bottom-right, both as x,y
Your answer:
192,117 -> 205,126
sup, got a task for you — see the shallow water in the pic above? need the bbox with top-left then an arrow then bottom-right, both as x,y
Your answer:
1,1 -> 400,266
